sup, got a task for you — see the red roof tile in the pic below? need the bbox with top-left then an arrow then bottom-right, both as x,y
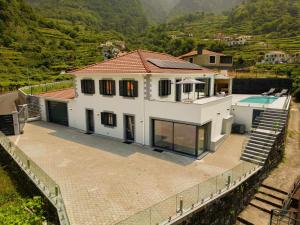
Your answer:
38,88 -> 75,100
179,50 -> 225,59
69,50 -> 214,75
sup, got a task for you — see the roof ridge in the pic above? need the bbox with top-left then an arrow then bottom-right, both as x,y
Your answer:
137,49 -> 151,73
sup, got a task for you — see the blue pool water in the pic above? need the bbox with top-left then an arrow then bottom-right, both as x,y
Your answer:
239,96 -> 278,104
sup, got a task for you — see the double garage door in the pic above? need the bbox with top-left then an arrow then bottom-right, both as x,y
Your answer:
47,101 -> 68,126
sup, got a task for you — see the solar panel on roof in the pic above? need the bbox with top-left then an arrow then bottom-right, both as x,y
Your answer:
147,58 -> 202,70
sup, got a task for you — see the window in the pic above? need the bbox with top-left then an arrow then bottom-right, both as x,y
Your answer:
189,57 -> 194,63
101,112 -> 117,127
220,56 -> 233,64
159,80 -> 171,96
183,84 -> 193,93
81,79 -> 95,94
119,80 -> 138,97
209,56 -> 216,64
99,80 -> 115,96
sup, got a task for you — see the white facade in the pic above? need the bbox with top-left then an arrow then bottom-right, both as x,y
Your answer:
262,51 -> 288,64
39,72 -> 234,156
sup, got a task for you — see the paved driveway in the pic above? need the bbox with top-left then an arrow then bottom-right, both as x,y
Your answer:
9,121 -> 244,225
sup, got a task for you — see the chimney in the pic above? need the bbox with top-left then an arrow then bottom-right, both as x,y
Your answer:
197,45 -> 204,55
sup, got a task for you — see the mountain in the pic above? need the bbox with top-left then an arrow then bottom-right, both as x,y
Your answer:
226,0 -> 300,36
169,0 -> 244,18
140,0 -> 180,23
27,0 -> 148,34
0,0 -> 124,86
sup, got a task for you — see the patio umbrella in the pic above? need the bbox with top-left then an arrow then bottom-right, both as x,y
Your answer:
176,79 -> 205,84
176,79 -> 205,100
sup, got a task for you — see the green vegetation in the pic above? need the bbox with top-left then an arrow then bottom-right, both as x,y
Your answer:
0,165 -> 45,224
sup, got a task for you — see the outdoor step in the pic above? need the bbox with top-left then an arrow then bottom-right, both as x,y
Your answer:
244,149 -> 269,157
263,110 -> 288,115
258,187 -> 287,202
236,216 -> 255,225
237,204 -> 270,225
255,118 -> 286,124
242,153 -> 267,161
255,192 -> 284,208
248,138 -> 273,146
261,184 -> 289,196
250,135 -> 275,143
261,114 -> 287,120
247,142 -> 272,149
253,130 -> 278,136
246,145 -> 271,154
241,156 -> 265,165
254,126 -> 282,132
253,121 -> 285,127
249,199 -> 280,214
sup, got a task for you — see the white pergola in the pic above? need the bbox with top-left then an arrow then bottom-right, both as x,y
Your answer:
176,78 -> 205,101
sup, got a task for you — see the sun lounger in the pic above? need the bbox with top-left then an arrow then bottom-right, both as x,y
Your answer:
262,88 -> 275,96
275,89 -> 288,97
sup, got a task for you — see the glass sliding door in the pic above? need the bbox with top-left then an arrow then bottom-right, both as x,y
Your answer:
153,120 -> 173,150
153,119 -> 210,157
197,126 -> 206,156
174,123 -> 197,155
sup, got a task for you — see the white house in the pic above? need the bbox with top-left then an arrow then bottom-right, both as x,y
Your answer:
262,51 -> 289,64
38,50 -> 234,158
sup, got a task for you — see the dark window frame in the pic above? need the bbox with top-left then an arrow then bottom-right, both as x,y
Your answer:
119,80 -> 138,97
209,56 -> 216,64
220,56 -> 233,64
183,84 -> 193,93
159,80 -> 171,96
99,80 -> 116,96
81,79 -> 95,95
101,112 -> 117,127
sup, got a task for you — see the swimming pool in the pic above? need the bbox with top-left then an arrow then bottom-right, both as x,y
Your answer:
239,96 -> 278,104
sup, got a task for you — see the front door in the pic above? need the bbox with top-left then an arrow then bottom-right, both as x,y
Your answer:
176,79 -> 181,102
86,109 -> 94,133
125,115 -> 135,142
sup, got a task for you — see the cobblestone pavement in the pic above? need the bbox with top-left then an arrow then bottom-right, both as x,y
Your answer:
9,121 -> 244,225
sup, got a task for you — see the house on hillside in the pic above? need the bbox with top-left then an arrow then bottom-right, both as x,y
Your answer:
261,51 -> 289,64
38,50 -> 234,158
227,36 -> 249,47
179,47 -> 233,70
288,52 -> 300,64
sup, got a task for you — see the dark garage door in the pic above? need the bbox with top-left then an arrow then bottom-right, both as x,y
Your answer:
47,101 -> 68,126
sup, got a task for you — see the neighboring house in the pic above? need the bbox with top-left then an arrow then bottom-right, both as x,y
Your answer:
179,47 -> 233,70
288,52 -> 300,64
38,50 -> 234,158
227,36 -> 247,47
261,51 -> 289,64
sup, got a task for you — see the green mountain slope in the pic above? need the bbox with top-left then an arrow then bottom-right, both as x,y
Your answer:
169,0 -> 244,18
27,0 -> 148,34
0,0 -> 124,88
226,0 -> 300,37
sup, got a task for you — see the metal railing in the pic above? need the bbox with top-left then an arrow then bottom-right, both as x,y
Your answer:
20,80 -> 74,96
270,209 -> 300,225
116,162 -> 261,225
0,132 -> 70,225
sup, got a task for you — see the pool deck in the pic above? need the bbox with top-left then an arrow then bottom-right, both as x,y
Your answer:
232,94 -> 287,109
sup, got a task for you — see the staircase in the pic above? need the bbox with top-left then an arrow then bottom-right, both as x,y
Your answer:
241,109 -> 288,165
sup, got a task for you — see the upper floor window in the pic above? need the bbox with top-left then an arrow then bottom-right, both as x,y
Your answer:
99,80 -> 115,96
209,56 -> 216,64
81,79 -> 95,94
159,80 -> 171,96
220,56 -> 233,64
119,80 -> 138,97
101,112 -> 117,127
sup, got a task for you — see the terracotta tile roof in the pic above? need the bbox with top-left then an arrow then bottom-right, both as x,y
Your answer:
179,50 -> 225,58
38,88 -> 75,100
69,50 -> 214,75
